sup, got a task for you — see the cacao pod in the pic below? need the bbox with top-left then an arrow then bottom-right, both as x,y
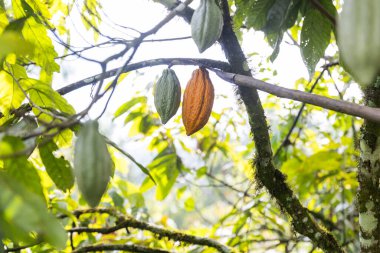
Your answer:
153,68 -> 181,124
338,0 -> 380,87
74,120 -> 113,207
182,68 -> 214,135
191,0 -> 223,53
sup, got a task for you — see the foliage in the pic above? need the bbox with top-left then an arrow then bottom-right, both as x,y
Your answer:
0,0 -> 370,252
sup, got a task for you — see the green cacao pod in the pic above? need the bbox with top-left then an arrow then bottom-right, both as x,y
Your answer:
191,0 -> 223,53
74,120 -> 113,207
338,0 -> 380,87
154,68 -> 181,124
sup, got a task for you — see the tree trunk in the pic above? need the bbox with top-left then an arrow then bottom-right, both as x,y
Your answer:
359,84 -> 380,252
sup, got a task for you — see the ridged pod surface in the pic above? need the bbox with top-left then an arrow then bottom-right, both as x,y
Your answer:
182,68 -> 214,135
154,68 -> 181,124
191,0 -> 223,53
74,120 -> 113,207
338,0 -> 380,87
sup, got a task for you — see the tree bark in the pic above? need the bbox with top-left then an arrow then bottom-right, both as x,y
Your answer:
358,83 -> 380,252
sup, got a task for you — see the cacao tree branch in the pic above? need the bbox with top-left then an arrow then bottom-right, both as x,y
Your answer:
160,1 -> 344,252
72,244 -> 172,253
56,56 -> 377,124
214,70 -> 379,123
56,58 -> 231,95
66,211 -> 232,253
4,241 -> 42,253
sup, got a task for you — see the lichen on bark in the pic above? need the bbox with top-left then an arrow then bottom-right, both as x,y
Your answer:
358,82 -> 380,252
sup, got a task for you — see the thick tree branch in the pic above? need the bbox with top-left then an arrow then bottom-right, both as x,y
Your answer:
67,212 -> 231,253
215,70 -> 379,123
56,58 -> 231,95
72,244 -> 171,253
56,57 -> 378,124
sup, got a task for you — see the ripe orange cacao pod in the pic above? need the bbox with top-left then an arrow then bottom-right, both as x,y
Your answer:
182,68 -> 214,136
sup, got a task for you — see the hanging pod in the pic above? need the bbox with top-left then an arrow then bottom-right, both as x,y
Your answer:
74,120 -> 113,207
338,0 -> 380,87
154,68 -> 181,124
191,0 -> 224,53
182,68 -> 215,136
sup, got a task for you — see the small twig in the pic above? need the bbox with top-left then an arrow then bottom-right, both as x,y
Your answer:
141,36 -> 192,43
67,212 -> 231,253
72,244 -> 172,253
4,240 -> 42,252
273,66 -> 329,158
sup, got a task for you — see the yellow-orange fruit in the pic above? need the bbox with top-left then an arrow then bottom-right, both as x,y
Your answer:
182,68 -> 214,136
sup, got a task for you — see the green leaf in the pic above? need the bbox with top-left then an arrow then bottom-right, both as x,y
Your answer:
300,8 -> 332,76
109,190 -> 124,208
196,166 -> 208,178
4,155 -> 45,199
0,65 -> 28,125
39,139 -> 75,192
236,0 -> 276,30
21,17 -> 59,74
147,150 -> 180,201
184,197 -> 195,211
24,0 -> 52,19
264,0 -> 291,33
26,80 -> 76,122
267,31 -> 284,62
3,116 -> 38,156
283,0 -> 301,29
1,136 -> 44,200
0,173 -> 67,248
114,96 -> 147,119
0,136 -> 24,157
0,32 -> 33,60
0,6 -> 7,33
176,186 -> 187,199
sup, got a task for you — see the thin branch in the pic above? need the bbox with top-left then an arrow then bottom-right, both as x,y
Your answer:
274,65 -> 331,158
142,36 -> 191,43
72,244 -> 172,253
215,70 -> 378,123
67,214 -> 231,253
4,241 -> 42,252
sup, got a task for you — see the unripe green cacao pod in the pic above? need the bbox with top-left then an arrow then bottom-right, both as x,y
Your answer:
154,68 -> 181,124
74,120 -> 113,207
191,0 -> 223,53
338,0 -> 380,87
